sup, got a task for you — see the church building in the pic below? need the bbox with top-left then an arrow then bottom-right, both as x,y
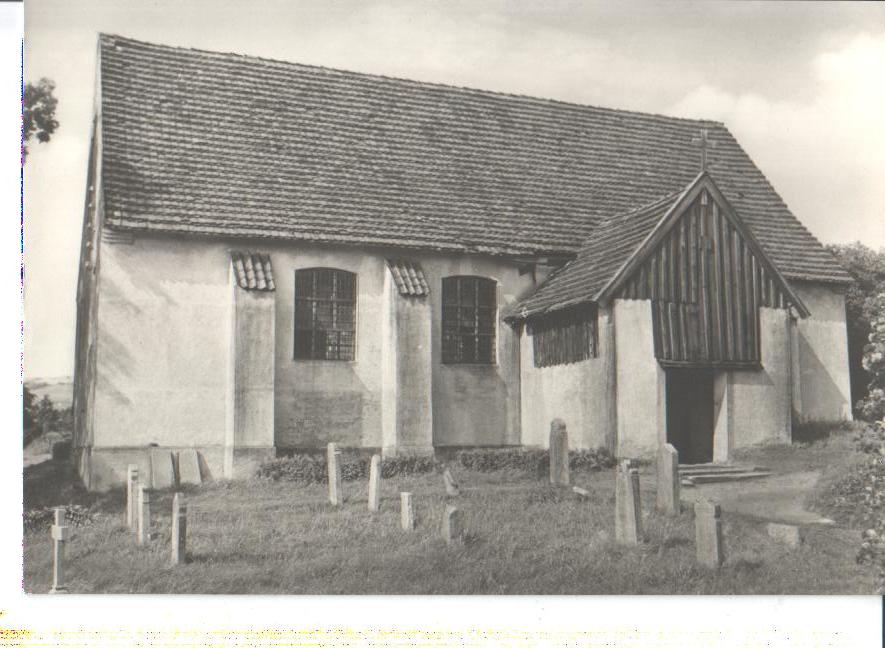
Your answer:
73,35 -> 853,490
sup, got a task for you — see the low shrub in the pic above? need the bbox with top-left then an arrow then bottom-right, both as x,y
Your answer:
456,446 -> 615,474
256,453 -> 438,484
814,421 -> 885,592
24,504 -> 96,532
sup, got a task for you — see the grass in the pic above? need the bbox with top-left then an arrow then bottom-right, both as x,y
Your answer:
23,459 -> 878,594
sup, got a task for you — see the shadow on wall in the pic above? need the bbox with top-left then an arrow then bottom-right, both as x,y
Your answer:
797,334 -> 850,423
433,365 -> 510,446
275,361 -> 372,449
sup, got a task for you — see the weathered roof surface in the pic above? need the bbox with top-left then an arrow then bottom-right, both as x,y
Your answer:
231,252 -> 275,291
386,259 -> 430,297
98,34 -> 849,283
510,192 -> 680,319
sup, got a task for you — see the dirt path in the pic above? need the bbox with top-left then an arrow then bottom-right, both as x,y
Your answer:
679,471 -> 835,525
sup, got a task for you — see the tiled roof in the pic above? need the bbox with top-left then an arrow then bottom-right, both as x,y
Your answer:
231,252 -> 275,291
510,192 -> 680,319
386,259 -> 429,297
98,34 -> 850,284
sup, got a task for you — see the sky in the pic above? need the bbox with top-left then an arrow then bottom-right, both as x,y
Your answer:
22,0 -> 885,379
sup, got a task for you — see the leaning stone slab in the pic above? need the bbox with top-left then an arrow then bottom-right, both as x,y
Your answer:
177,449 -> 202,486
327,443 -> 343,506
656,444 -> 680,516
400,492 -> 416,530
615,460 -> 642,545
766,522 -> 803,548
443,467 -> 460,497
549,419 -> 570,486
126,465 -> 139,531
149,449 -> 176,489
442,505 -> 464,545
368,454 -> 381,512
694,499 -> 724,568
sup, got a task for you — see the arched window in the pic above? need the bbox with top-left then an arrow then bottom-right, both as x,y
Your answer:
441,276 -> 497,364
294,268 -> 356,360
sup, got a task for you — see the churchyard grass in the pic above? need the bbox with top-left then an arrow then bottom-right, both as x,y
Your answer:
23,448 -> 877,594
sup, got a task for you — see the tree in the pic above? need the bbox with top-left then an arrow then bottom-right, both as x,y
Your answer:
827,243 -> 885,415
23,385 -> 36,431
22,77 -> 59,161
857,293 -> 885,421
35,394 -> 57,433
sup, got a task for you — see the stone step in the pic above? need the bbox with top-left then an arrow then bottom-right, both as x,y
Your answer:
681,471 -> 773,487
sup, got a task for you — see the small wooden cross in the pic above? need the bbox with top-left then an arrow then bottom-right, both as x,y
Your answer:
691,129 -> 716,172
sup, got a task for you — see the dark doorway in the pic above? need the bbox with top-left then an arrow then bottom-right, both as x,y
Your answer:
666,369 -> 715,464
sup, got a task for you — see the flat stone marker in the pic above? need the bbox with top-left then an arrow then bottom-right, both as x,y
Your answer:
137,485 -> 151,545
549,419 -> 570,486
177,449 -> 202,486
49,507 -> 70,594
442,505 -> 464,545
615,460 -> 642,545
171,492 -> 187,565
327,443 -> 343,506
443,467 -> 460,497
150,449 -> 176,489
400,492 -> 416,530
368,454 -> 382,512
694,499 -> 724,568
766,522 -> 803,548
126,465 -> 139,531
656,444 -> 680,516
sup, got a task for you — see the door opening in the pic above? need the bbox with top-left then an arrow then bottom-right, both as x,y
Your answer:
665,368 -> 715,464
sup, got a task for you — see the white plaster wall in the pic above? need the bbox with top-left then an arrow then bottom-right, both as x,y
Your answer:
92,234 -> 537,461
519,307 -> 615,450
791,282 -> 853,422
94,236 -> 232,449
426,256 -> 536,447
729,306 -> 792,448
613,299 -> 666,458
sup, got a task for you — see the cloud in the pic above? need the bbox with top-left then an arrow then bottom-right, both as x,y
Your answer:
669,31 -> 885,247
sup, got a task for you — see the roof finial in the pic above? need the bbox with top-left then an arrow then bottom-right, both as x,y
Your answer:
691,129 -> 715,172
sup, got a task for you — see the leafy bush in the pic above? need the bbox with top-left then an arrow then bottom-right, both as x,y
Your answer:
256,453 -> 438,484
456,447 -> 615,474
815,421 -> 885,592
856,293 -> 885,422
24,504 -> 96,532
257,447 -> 615,483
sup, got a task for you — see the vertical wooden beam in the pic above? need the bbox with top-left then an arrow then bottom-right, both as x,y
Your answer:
733,231 -> 746,361
667,302 -> 679,360
698,207 -> 711,361
688,207 -> 698,303
720,216 -> 735,361
660,240 -> 669,301
677,303 -> 689,361
743,243 -> 756,362
711,203 -> 726,361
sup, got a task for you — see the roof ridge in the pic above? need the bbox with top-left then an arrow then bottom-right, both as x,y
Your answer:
98,32 -> 726,129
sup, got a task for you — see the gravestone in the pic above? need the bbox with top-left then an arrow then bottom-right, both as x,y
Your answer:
549,419 -> 570,486
400,492 -> 416,530
766,522 -> 803,548
137,485 -> 151,545
327,443 -> 343,506
615,460 -> 642,545
368,454 -> 382,512
443,467 -> 460,497
126,465 -> 139,531
150,449 -> 176,489
694,499 -> 724,568
442,505 -> 463,545
177,449 -> 202,486
171,492 -> 187,565
656,444 -> 680,516
49,507 -> 69,594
